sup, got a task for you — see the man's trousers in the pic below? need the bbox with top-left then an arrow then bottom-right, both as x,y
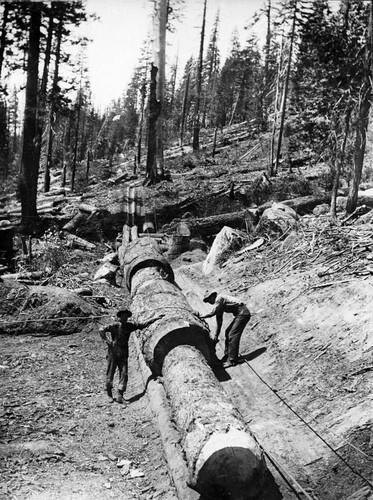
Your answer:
224,306 -> 251,363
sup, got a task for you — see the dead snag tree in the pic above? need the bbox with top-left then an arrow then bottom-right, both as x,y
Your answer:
192,0 -> 207,152
146,0 -> 167,183
274,0 -> 297,176
120,236 -> 270,499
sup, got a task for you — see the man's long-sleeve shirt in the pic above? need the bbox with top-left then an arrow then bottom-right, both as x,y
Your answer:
99,312 -> 165,353
203,294 -> 246,340
204,294 -> 245,319
99,321 -> 139,357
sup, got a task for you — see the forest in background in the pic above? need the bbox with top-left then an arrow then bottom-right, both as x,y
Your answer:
0,0 -> 373,237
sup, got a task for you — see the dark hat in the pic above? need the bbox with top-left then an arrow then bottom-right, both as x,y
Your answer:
203,290 -> 217,302
117,309 -> 132,318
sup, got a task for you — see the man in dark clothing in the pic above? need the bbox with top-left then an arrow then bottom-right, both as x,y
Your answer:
99,309 -> 136,404
99,309 -> 163,404
200,291 -> 251,368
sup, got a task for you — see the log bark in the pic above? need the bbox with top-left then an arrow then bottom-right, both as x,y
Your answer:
43,188 -> 66,197
64,233 -> 96,251
133,335 -> 199,500
121,237 -> 269,498
163,345 -> 266,498
120,236 -> 174,293
78,203 -> 97,214
62,212 -> 88,233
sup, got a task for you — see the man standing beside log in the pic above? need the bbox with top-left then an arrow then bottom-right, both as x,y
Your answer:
200,291 -> 251,368
99,309 -> 163,403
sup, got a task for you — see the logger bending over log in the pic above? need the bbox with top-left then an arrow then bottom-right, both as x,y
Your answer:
200,291 -> 251,368
99,309 -> 163,404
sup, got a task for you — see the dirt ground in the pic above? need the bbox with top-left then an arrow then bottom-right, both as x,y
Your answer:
1,216 -> 373,499
173,213 -> 373,499
0,326 -> 179,500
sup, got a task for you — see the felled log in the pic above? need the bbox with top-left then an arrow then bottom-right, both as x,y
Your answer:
138,232 -> 165,239
166,210 -> 255,238
279,194 -> 331,215
93,262 -> 118,284
121,237 -> 269,498
78,203 -> 97,214
43,188 -> 66,197
163,345 -> 266,498
120,236 -> 174,294
64,233 -> 96,251
164,194 -> 333,238
202,226 -> 245,275
166,222 -> 191,260
37,194 -> 66,206
62,212 -> 88,233
5,205 -> 61,217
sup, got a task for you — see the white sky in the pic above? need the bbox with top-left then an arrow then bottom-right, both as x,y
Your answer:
84,0 -> 268,111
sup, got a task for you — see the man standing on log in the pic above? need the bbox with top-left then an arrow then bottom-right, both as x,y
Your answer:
99,309 -> 163,404
200,291 -> 251,368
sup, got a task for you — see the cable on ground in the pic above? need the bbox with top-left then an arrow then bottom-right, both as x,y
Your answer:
242,358 -> 373,489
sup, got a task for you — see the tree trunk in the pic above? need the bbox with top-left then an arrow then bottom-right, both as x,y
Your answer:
44,8 -> 63,193
152,0 -> 167,177
38,7 -> 53,121
330,108 -> 351,218
19,2 -> 41,236
274,1 -> 296,175
192,0 -> 207,152
0,2 -> 9,80
146,64 -> 161,184
71,92 -> 82,192
228,68 -> 249,127
169,52 -> 178,113
1,4 -> 11,179
269,36 -> 284,176
346,0 -> 372,214
136,82 -> 146,167
262,0 -> 271,131
61,119 -> 67,187
120,237 -> 269,498
180,70 -> 190,146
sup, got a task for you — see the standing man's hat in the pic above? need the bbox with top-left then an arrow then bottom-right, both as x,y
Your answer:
117,309 -> 132,317
203,290 -> 217,302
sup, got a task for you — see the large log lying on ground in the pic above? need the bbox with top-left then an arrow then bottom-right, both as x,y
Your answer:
164,194 -> 332,237
120,236 -> 271,498
163,344 -> 267,498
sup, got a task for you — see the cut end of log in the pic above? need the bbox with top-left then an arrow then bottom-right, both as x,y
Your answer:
120,237 -> 174,291
127,257 -> 174,292
151,320 -> 211,375
193,428 -> 266,499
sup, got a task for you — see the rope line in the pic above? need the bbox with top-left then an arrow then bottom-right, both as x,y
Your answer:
0,314 -> 112,325
242,358 -> 373,489
0,307 -> 204,326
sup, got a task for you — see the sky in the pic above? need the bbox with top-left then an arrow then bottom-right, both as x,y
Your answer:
84,0 -> 268,111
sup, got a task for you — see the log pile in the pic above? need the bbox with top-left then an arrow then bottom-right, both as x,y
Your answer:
119,233 -> 271,499
0,192 -> 67,219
